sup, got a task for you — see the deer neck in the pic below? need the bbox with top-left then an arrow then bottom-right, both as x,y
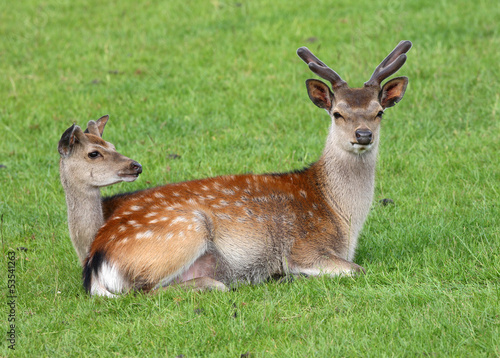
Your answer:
60,168 -> 104,265
316,127 -> 379,261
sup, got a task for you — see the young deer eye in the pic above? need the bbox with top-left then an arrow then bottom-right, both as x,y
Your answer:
88,151 -> 101,159
333,112 -> 343,120
377,111 -> 384,118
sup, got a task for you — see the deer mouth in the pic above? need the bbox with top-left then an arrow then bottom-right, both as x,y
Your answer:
119,172 -> 141,182
350,142 -> 373,154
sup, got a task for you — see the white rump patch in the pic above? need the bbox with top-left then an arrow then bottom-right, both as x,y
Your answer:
90,261 -> 129,297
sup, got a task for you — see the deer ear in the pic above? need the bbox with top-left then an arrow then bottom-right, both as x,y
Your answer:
58,124 -> 86,157
380,77 -> 408,108
306,79 -> 334,110
84,115 -> 109,137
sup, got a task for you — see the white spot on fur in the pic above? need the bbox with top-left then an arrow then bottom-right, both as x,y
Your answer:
136,230 -> 153,240
149,219 -> 159,224
118,226 -> 126,233
122,211 -> 132,215
221,188 -> 235,195
299,190 -> 307,198
172,192 -> 180,197
131,205 -> 142,211
201,185 -> 209,191
171,216 -> 189,224
215,213 -> 232,220
154,192 -> 165,198
165,233 -> 173,240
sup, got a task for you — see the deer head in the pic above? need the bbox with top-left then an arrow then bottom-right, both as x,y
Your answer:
58,115 -> 142,188
297,41 -> 411,155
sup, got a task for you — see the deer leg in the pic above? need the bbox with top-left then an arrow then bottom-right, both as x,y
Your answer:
289,256 -> 365,277
287,244 -> 365,278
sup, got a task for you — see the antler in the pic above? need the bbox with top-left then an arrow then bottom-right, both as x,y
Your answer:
297,47 -> 347,89
364,40 -> 412,87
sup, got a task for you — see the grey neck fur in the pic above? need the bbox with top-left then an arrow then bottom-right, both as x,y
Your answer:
318,125 -> 379,261
60,164 -> 104,265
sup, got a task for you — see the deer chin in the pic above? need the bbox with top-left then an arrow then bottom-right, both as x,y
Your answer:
118,173 -> 140,182
350,142 -> 373,154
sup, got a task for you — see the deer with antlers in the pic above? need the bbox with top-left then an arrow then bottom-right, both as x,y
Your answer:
84,41 -> 412,296
58,116 -> 143,265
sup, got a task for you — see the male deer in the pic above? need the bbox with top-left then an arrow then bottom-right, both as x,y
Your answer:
84,41 -> 412,297
58,115 -> 142,265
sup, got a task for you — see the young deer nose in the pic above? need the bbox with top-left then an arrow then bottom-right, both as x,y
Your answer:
355,129 -> 373,145
131,161 -> 142,174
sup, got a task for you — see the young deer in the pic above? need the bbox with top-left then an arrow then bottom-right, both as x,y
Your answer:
58,115 -> 142,265
84,41 -> 411,297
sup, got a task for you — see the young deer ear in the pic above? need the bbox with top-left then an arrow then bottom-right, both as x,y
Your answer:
58,124 -> 86,157
306,79 -> 334,110
84,115 -> 109,137
380,77 -> 408,108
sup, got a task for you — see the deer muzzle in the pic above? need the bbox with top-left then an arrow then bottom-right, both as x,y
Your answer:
355,129 -> 373,145
119,161 -> 142,182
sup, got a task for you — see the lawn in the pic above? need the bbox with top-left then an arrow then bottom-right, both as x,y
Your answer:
1,0 -> 499,356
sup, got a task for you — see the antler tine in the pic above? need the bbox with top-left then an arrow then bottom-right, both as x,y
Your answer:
364,40 -> 412,87
297,47 -> 347,88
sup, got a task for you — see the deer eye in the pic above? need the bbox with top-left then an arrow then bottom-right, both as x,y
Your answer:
333,112 -> 343,120
377,111 -> 384,118
88,151 -> 101,159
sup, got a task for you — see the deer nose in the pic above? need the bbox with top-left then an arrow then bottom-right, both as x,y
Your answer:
131,161 -> 142,174
355,129 -> 373,145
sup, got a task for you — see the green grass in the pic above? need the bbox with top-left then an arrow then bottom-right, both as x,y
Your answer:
1,0 -> 499,356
